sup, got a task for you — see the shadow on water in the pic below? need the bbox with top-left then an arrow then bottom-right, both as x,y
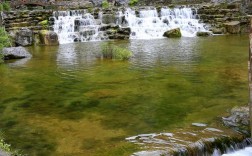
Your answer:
0,35 -> 249,155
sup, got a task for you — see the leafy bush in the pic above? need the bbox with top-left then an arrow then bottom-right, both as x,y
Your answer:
102,0 -> 109,9
129,0 -> 138,6
0,27 -> 11,63
0,2 -> 11,12
101,43 -> 132,60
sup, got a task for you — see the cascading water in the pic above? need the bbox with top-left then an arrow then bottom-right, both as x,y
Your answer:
53,10 -> 107,44
125,7 -> 208,39
52,7 -> 209,44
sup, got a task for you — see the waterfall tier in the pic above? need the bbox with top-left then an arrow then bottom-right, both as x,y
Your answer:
52,7 -> 209,44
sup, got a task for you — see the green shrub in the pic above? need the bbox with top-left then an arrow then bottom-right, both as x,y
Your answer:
1,2 -> 11,11
102,0 -> 109,8
0,27 -> 11,63
101,43 -> 132,60
129,0 -> 138,6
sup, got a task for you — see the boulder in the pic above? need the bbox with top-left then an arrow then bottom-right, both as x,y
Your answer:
39,30 -> 59,46
90,0 -> 103,6
2,47 -> 32,60
222,106 -> 250,135
224,21 -> 240,34
163,28 -> 182,38
15,28 -> 33,46
102,14 -> 116,24
196,31 -> 211,37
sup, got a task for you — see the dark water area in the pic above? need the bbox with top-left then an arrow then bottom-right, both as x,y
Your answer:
0,35 -> 249,155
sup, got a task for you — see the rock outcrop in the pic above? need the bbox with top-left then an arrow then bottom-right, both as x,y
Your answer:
2,46 -> 32,60
163,28 -> 182,38
224,21 -> 241,34
39,30 -> 59,46
196,31 -> 211,36
15,28 -> 33,46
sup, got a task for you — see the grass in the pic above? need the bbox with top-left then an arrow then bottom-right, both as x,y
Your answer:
101,43 -> 132,60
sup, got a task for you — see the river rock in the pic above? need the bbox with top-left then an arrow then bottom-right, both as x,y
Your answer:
196,31 -> 211,37
224,21 -> 240,34
222,106 -> 250,135
2,47 -> 32,60
38,30 -> 59,46
15,28 -> 33,46
163,28 -> 182,38
212,28 -> 223,34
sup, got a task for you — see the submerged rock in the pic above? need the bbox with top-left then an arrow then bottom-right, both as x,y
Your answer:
163,28 -> 182,38
192,123 -> 207,127
2,46 -> 32,60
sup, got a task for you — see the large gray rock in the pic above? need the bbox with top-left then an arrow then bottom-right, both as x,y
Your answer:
15,28 -> 33,46
224,21 -> 240,34
2,47 -> 32,60
222,106 -> 250,135
163,28 -> 182,38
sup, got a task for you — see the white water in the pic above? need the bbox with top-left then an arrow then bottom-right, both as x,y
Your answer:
124,7 -> 208,39
53,10 -> 106,44
222,147 -> 252,156
53,7 -> 209,44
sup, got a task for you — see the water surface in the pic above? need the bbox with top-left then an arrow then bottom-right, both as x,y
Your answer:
0,35 -> 248,155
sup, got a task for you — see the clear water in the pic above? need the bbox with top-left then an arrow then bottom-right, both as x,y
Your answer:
0,35 -> 248,155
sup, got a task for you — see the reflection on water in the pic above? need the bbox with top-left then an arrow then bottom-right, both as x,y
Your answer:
0,35 -> 249,155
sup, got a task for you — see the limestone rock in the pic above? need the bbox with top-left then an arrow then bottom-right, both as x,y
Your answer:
15,28 -> 33,46
2,46 -> 32,60
224,21 -> 240,34
39,30 -> 59,46
163,28 -> 182,38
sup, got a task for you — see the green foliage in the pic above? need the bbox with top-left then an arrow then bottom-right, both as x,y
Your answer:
101,43 -> 132,60
0,2 -> 11,12
102,0 -> 109,9
129,0 -> 138,6
0,27 -> 11,63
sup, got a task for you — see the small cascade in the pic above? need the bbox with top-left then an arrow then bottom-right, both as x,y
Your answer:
125,7 -> 208,39
52,7 -> 209,44
53,10 -> 107,44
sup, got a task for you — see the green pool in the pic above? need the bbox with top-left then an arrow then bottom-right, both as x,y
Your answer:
0,35 -> 249,155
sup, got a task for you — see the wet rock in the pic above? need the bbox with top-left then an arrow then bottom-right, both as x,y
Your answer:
115,0 -> 129,6
39,30 -> 59,46
224,21 -> 240,34
196,31 -> 211,37
163,28 -> 181,38
15,28 -> 33,46
102,14 -> 116,24
212,28 -> 223,34
2,46 -> 31,60
222,106 -> 250,135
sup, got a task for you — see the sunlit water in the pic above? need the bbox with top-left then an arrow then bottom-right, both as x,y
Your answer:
0,35 -> 248,155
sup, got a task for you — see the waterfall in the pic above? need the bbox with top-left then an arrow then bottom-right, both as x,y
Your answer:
125,7 -> 208,39
53,10 -> 107,44
52,7 -> 209,44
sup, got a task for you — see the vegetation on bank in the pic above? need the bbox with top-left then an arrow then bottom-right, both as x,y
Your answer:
101,43 -> 132,60
0,1 -> 11,12
0,27 -> 11,63
129,0 -> 139,6
102,0 -> 109,9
